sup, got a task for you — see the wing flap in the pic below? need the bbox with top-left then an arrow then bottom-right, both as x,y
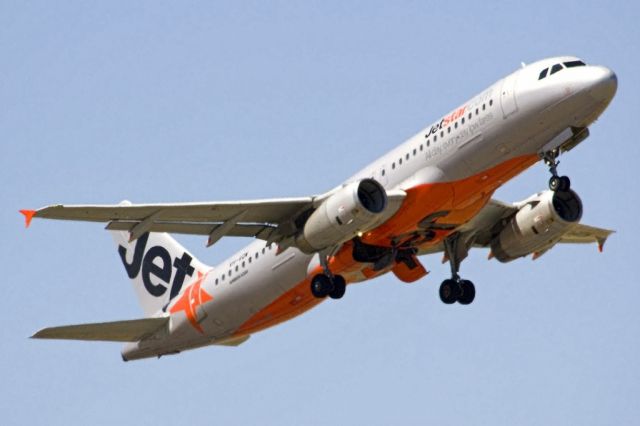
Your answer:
105,221 -> 274,238
31,317 -> 169,342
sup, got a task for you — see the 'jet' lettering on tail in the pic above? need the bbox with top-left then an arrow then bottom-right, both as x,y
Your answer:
118,233 -> 194,299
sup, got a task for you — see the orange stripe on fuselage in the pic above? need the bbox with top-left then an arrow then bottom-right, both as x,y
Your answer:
361,154 -> 539,247
234,153 -> 539,337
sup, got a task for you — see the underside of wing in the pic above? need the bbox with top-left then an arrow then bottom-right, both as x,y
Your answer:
25,184 -> 407,252
27,197 -> 314,247
558,223 -> 614,250
31,317 -> 169,342
31,198 -> 313,224
416,195 -> 614,261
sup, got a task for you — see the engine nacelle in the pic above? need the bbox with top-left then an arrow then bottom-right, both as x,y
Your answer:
296,179 -> 388,253
490,189 -> 583,262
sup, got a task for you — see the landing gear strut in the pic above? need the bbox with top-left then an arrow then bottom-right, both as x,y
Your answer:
310,253 -> 347,300
543,150 -> 571,192
439,233 -> 475,305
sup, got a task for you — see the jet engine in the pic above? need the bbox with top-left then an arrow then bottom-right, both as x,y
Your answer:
296,179 -> 388,253
490,189 -> 582,262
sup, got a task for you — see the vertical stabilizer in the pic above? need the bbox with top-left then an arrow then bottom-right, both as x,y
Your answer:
110,229 -> 211,317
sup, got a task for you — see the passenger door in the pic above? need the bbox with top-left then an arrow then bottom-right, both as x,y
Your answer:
500,72 -> 519,118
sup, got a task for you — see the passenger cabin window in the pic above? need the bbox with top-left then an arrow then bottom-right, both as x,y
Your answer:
538,68 -> 549,80
550,63 -> 563,75
564,60 -> 586,68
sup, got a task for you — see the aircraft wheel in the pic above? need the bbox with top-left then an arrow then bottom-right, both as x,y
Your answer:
329,275 -> 346,299
549,176 -> 561,192
559,175 -> 571,192
311,274 -> 332,298
439,279 -> 459,304
457,280 -> 476,305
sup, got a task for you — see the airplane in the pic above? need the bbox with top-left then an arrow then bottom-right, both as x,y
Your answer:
21,56 -> 617,361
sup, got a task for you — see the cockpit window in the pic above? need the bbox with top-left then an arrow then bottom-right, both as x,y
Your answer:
564,60 -> 586,68
538,68 -> 549,80
550,63 -> 564,75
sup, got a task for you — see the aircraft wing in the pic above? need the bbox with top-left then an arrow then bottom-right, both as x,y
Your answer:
557,223 -> 614,247
417,198 -> 614,258
23,189 -> 407,249
24,197 -> 315,247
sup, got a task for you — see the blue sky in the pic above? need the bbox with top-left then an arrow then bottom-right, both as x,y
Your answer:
2,2 -> 639,425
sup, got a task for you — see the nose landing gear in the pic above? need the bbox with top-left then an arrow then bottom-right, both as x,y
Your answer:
543,150 -> 571,192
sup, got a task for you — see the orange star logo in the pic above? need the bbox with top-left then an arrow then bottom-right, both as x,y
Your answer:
169,271 -> 213,333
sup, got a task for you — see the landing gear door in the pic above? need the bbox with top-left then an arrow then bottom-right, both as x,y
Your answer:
500,72 -> 519,118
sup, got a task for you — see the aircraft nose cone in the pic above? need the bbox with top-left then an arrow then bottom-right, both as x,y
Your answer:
589,66 -> 617,103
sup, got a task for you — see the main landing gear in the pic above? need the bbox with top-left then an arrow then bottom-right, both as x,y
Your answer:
439,233 -> 475,305
310,253 -> 346,300
543,150 -> 571,192
310,274 -> 346,299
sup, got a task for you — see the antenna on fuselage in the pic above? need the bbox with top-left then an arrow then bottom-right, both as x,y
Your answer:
521,62 -> 526,68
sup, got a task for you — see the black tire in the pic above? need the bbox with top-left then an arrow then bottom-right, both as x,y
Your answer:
329,275 -> 346,299
457,280 -> 475,305
559,175 -> 571,192
311,274 -> 331,298
549,176 -> 561,192
439,279 -> 459,304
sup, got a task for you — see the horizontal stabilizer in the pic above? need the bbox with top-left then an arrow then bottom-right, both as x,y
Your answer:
31,317 -> 169,342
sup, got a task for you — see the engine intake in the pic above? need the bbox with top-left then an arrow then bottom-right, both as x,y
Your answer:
491,189 -> 582,262
296,179 -> 388,253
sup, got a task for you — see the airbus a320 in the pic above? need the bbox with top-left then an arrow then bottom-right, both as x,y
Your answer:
22,56 -> 617,361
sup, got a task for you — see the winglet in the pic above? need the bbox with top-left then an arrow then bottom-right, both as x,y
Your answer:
19,210 -> 37,228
